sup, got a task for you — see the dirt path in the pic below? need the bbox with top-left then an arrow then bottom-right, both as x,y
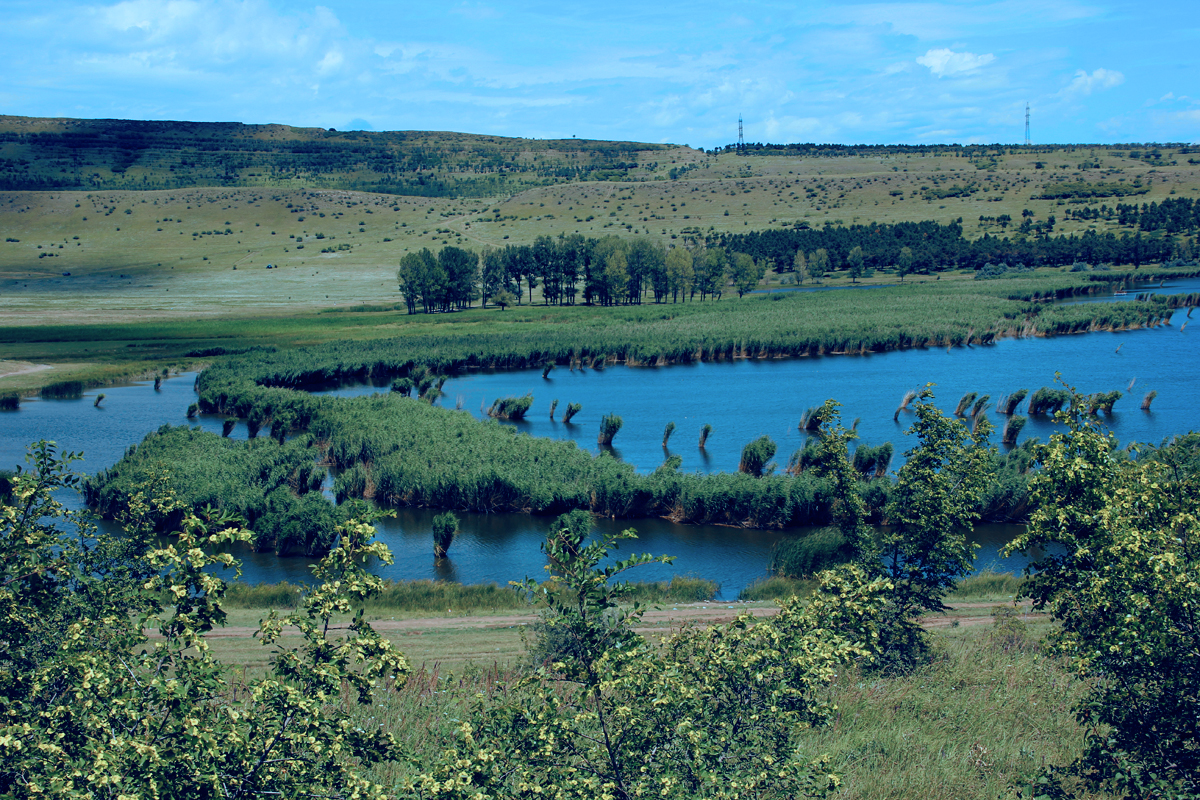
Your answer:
190,600 -> 1042,639
0,361 -> 53,380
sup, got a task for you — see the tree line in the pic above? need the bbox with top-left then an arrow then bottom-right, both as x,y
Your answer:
717,218 -> 1195,277
398,222 -> 1196,313
397,235 -> 769,312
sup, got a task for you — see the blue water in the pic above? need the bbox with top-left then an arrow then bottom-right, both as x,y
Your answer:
319,306 -> 1200,477
4,279 -> 1197,598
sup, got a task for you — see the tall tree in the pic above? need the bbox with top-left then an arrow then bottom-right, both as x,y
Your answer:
664,247 -> 694,303
480,247 -> 504,307
729,252 -> 765,297
793,249 -> 809,284
810,248 -> 830,281
847,245 -> 865,284
438,245 -> 478,310
694,246 -> 727,301
896,246 -> 914,282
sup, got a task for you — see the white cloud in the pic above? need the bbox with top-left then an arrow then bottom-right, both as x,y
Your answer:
916,48 -> 995,77
1059,68 -> 1124,97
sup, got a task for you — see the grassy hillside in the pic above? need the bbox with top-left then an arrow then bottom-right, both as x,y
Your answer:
0,115 -> 677,195
1,118 -> 1197,328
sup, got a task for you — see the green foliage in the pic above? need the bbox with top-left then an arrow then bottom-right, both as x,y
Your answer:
947,569 -> 1025,602
487,394 -> 533,420
1006,408 -> 1200,796
802,400 -> 872,554
1002,414 -> 1027,445
873,389 -> 993,667
0,442 -> 410,799
598,412 -> 623,446
737,575 -> 813,601
85,425 -> 334,554
408,515 -> 890,799
738,434 -> 777,477
662,420 -> 675,446
1028,387 -> 1071,415
39,379 -> 84,399
432,511 -> 459,558
771,527 -> 855,578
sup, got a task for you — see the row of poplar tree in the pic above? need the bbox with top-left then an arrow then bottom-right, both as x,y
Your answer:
396,234 -> 776,313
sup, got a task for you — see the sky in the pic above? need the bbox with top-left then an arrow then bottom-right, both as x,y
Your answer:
1,0 -> 1196,148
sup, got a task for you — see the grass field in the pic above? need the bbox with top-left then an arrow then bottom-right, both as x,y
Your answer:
3,142 -> 1197,326
201,584 -> 1096,799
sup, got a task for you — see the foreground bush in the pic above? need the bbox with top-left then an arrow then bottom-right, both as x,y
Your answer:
406,514 -> 891,800
1007,415 -> 1200,796
0,442 -> 410,799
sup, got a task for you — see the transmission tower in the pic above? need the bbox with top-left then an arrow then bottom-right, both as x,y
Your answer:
738,115 -> 744,149
1024,102 -> 1031,146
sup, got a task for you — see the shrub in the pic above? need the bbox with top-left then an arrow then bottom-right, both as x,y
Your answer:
432,511 -> 459,558
738,435 -> 777,477
40,380 -> 84,399
771,527 -> 854,578
598,413 -> 623,446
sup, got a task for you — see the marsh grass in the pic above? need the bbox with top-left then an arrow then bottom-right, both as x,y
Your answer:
947,569 -> 1026,602
351,603 -> 1089,800
562,402 -> 582,423
40,380 -> 84,399
1028,387 -> 1070,415
799,407 -> 823,432
1000,389 -> 1028,415
1141,390 -> 1158,410
1002,415 -> 1027,446
699,423 -> 712,448
1086,390 -> 1122,415
954,392 -> 978,417
894,389 -> 917,421
598,413 -> 623,446
488,394 -> 534,420
432,512 -> 459,559
738,435 -> 777,477
737,575 -> 815,601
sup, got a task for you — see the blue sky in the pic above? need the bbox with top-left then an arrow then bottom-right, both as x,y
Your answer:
2,0 -> 1196,147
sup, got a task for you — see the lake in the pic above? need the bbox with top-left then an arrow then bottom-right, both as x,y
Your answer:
4,278 -> 1196,597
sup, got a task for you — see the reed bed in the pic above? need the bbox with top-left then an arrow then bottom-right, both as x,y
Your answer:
738,435 -> 777,477
40,380 -> 84,399
598,413 -> 623,446
894,389 -> 917,421
1000,389 -> 1028,415
1002,415 -> 1027,446
487,394 -> 534,420
954,392 -> 978,417
1027,387 -> 1071,415
432,512 -> 458,559
82,275 -> 1192,555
